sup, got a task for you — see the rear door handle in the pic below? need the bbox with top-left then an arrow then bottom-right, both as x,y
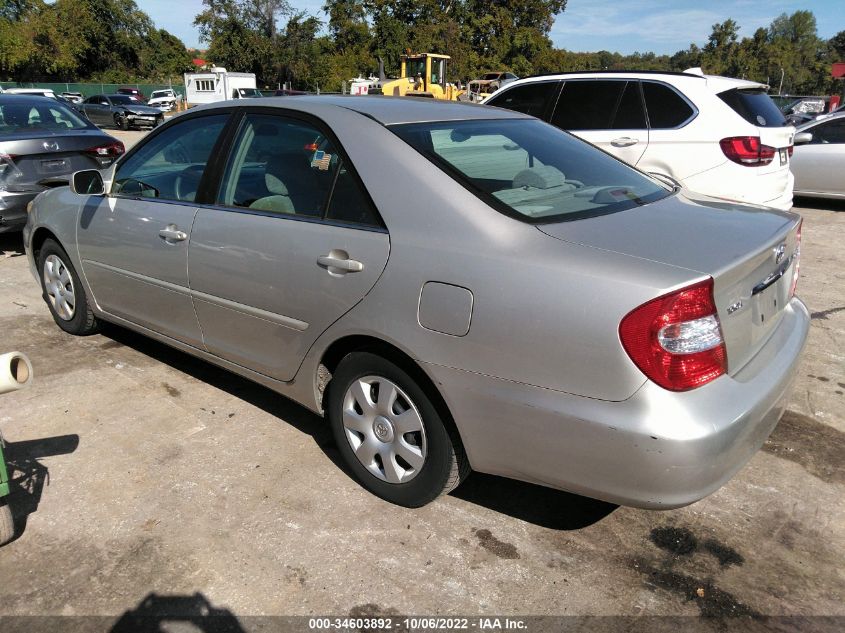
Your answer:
159,226 -> 188,242
611,137 -> 639,147
318,253 -> 364,273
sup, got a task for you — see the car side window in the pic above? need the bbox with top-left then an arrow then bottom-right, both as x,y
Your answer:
642,82 -> 694,129
811,119 -> 845,144
611,81 -> 647,129
551,80 -> 626,130
112,114 -> 228,202
325,163 -> 381,227
218,114 -> 338,217
486,81 -> 559,118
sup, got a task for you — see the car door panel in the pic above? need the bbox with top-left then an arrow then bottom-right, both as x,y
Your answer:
76,113 -> 230,345
189,209 -> 389,381
793,120 -> 845,195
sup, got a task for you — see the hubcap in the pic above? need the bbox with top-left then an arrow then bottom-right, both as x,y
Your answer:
43,254 -> 76,321
342,376 -> 427,484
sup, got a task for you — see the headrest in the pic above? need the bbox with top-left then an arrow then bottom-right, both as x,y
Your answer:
513,165 -> 567,190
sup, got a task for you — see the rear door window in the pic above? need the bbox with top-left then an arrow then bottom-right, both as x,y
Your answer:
486,81 -> 559,118
551,80 -> 627,130
642,82 -> 695,128
718,89 -> 786,128
611,81 -> 647,129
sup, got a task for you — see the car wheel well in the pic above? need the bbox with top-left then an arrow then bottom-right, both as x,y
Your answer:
319,335 -> 468,462
31,227 -> 61,263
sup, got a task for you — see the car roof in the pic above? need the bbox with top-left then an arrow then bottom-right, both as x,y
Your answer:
0,94 -> 62,104
507,69 -> 767,94
190,95 -> 532,125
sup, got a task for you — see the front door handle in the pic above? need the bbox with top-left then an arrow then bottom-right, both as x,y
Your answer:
611,137 -> 639,147
159,225 -> 188,242
318,251 -> 364,274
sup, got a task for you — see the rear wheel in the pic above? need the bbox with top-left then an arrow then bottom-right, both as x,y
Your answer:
38,239 -> 99,336
327,352 -> 469,507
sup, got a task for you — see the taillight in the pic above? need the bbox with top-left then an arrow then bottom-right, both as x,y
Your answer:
619,278 -> 727,392
84,141 -> 125,160
787,145 -> 794,158
720,136 -> 776,166
790,219 -> 802,298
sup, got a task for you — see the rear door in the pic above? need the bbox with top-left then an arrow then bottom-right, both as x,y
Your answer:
188,110 -> 390,381
637,81 -> 699,178
77,112 -> 230,346
792,118 -> 845,196
550,80 -> 648,165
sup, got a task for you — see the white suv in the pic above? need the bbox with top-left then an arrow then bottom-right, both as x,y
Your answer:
484,69 -> 795,210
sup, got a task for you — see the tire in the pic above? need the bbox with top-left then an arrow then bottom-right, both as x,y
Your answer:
327,352 -> 469,507
0,502 -> 13,546
38,238 -> 100,336
118,114 -> 129,131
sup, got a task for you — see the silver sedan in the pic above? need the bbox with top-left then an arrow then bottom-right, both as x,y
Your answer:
23,97 -> 809,509
792,112 -> 845,199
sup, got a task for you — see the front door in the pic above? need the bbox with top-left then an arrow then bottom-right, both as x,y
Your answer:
77,113 -> 230,346
793,118 -> 845,196
188,111 -> 390,381
83,97 -> 110,126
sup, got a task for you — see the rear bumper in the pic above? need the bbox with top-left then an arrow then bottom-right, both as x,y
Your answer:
0,191 -> 38,233
425,297 -> 809,509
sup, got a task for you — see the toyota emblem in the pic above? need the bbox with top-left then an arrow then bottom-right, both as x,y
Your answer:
42,141 -> 59,152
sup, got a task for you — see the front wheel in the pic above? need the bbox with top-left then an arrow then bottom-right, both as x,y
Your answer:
327,352 -> 469,507
38,238 -> 100,336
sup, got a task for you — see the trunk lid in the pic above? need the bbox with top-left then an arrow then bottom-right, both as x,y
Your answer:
537,191 -> 802,374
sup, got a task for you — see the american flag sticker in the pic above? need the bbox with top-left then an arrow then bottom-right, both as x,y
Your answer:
311,150 -> 331,170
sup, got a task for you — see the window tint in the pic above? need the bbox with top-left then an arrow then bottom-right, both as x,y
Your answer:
611,81 -> 646,129
811,119 -> 845,144
642,82 -> 695,128
393,119 -> 669,224
717,88 -> 785,128
326,165 -> 380,226
551,80 -> 626,130
486,81 -> 558,118
113,114 -> 227,202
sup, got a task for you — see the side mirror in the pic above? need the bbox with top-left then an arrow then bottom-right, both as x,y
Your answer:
794,132 -> 813,145
71,170 -> 106,195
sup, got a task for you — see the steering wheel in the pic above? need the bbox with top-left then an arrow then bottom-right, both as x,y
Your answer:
174,164 -> 204,201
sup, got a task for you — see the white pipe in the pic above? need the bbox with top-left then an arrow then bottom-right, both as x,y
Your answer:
0,352 -> 33,395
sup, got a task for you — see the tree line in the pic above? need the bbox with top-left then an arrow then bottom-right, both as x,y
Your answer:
1,0 -> 843,95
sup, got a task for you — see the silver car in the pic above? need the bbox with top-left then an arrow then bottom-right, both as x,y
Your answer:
23,97 -> 809,509
791,112 -> 845,199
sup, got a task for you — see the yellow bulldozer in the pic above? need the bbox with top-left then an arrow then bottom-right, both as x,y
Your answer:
368,52 -> 463,100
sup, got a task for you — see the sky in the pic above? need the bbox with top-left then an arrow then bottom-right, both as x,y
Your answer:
140,0 -> 843,56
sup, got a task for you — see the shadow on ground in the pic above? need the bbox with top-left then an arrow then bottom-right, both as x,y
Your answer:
101,323 -> 616,529
0,232 -> 25,257
3,433 -> 79,542
110,593 -> 244,633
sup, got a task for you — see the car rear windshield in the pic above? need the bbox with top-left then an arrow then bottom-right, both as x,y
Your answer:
0,100 -> 90,134
391,119 -> 671,224
718,89 -> 787,128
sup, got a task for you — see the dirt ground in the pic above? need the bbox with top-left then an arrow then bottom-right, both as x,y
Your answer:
0,151 -> 842,631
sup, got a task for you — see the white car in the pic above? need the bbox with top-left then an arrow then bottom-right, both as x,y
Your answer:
3,88 -> 57,99
484,69 -> 795,210
147,89 -> 179,111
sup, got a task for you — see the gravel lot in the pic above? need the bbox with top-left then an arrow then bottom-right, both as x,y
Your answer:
0,129 -> 842,628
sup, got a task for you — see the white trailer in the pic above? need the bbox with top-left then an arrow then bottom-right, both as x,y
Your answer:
184,68 -> 260,106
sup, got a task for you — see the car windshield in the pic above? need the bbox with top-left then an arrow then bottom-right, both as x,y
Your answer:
0,100 -> 90,134
237,88 -> 262,98
391,119 -> 671,223
151,91 -> 170,99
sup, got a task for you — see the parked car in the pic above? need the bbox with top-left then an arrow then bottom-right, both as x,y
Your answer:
61,92 -> 84,104
0,95 -> 124,233
148,89 -> 180,112
484,69 -> 796,210
273,88 -> 308,96
3,88 -> 56,99
54,93 -> 84,115
117,87 -> 146,102
790,112 -> 845,199
80,94 -> 164,130
24,97 -> 808,508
